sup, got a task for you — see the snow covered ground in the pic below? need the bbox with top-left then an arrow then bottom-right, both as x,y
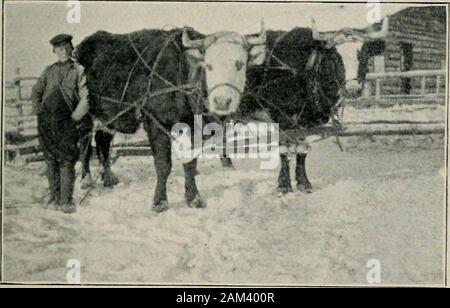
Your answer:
2,133 -> 445,285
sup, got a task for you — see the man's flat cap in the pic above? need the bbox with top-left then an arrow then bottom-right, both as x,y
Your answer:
49,34 -> 73,46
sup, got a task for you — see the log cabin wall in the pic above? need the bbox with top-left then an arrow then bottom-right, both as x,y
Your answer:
366,6 -> 447,96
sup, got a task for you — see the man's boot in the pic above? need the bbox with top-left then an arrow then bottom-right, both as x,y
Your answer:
60,160 -> 77,214
44,158 -> 61,210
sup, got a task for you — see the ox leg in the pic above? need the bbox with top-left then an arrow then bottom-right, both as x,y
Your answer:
278,154 -> 293,194
147,124 -> 172,212
181,114 -> 205,209
220,132 -> 234,169
183,158 -> 206,208
79,135 -> 94,189
78,119 -> 94,189
95,130 -> 119,188
296,153 -> 313,193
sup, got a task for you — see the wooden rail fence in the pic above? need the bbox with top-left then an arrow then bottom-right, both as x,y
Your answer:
4,68 -> 446,164
364,69 -> 446,100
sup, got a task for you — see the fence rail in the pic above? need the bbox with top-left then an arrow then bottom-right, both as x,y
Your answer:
4,68 -> 446,164
365,69 -> 446,100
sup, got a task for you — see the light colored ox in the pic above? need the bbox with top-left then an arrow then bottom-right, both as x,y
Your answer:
182,21 -> 267,116
311,16 -> 389,97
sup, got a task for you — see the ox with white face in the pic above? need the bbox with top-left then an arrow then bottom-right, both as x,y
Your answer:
183,23 -> 267,116
336,42 -> 365,95
312,16 -> 389,97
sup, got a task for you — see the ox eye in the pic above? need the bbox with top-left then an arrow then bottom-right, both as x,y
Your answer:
235,60 -> 244,71
206,64 -> 213,71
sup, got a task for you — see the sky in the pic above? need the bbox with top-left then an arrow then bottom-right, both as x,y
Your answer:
3,1 -> 417,78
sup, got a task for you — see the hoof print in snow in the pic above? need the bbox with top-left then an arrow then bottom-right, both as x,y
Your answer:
153,201 -> 169,213
187,196 -> 206,209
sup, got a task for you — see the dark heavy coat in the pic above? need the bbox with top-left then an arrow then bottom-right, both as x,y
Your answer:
74,29 -> 204,134
31,60 -> 87,162
75,29 -> 208,208
238,28 -> 348,195
242,28 -> 346,130
37,88 -> 79,162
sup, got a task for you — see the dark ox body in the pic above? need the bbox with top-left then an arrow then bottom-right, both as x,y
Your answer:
75,29 -> 210,210
77,27 -> 384,199
239,28 -> 384,193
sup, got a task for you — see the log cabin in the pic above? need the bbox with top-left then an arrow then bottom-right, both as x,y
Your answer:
365,6 -> 447,96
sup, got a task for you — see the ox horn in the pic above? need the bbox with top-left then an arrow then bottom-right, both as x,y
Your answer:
363,16 -> 389,40
311,16 -> 388,47
311,17 -> 335,42
182,28 -> 205,49
247,19 -> 267,46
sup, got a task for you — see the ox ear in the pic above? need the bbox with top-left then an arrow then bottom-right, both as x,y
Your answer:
185,49 -> 204,64
248,44 -> 266,66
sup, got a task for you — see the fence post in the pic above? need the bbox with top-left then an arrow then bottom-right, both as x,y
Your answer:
15,68 -> 24,133
15,67 -> 22,99
375,79 -> 381,99
362,82 -> 371,98
436,75 -> 441,96
421,76 -> 426,95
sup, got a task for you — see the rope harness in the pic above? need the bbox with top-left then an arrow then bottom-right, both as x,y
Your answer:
208,82 -> 244,97
242,39 -> 347,150
77,29 -> 348,197
85,27 -> 349,152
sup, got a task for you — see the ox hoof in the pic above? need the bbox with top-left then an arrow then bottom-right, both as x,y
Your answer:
153,201 -> 169,213
220,158 -> 235,170
187,195 -> 206,209
102,171 -> 120,187
81,174 -> 93,190
277,185 -> 294,195
297,183 -> 313,194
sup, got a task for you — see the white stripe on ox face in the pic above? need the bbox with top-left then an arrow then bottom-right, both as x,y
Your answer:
336,41 -> 364,96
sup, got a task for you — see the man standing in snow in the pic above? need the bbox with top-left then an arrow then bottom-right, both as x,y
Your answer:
31,34 -> 90,214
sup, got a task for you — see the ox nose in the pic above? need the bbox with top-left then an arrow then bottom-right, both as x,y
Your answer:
213,96 -> 233,111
